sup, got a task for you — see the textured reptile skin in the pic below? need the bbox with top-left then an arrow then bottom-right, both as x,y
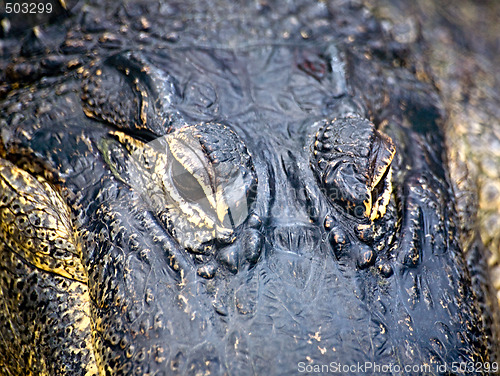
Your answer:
0,0 -> 498,375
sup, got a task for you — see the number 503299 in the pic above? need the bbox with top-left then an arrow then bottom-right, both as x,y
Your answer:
5,2 -> 53,14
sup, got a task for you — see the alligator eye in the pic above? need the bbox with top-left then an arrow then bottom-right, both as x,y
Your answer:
101,124 -> 257,251
312,116 -> 395,221
169,157 -> 214,213
171,157 -> 205,201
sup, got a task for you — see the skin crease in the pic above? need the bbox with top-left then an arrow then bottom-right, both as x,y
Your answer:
0,0 -> 499,375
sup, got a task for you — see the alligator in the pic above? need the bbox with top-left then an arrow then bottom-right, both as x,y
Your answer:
0,0 -> 499,375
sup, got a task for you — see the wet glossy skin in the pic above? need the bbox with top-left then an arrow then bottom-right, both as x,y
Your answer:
0,0 -> 497,374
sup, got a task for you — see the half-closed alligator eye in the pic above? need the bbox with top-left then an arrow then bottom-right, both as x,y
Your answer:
100,124 -> 258,251
312,116 -> 395,221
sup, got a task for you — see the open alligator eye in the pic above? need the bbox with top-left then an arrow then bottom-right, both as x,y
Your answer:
101,124 -> 257,251
312,116 -> 395,221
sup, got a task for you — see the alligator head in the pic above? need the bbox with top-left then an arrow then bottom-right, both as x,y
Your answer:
0,0 -> 498,375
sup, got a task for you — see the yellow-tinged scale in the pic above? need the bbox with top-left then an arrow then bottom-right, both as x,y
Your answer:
0,157 -> 98,375
0,158 -> 87,282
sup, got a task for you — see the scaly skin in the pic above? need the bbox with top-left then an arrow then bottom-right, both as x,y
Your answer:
0,0 -> 499,374
0,159 -> 97,375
